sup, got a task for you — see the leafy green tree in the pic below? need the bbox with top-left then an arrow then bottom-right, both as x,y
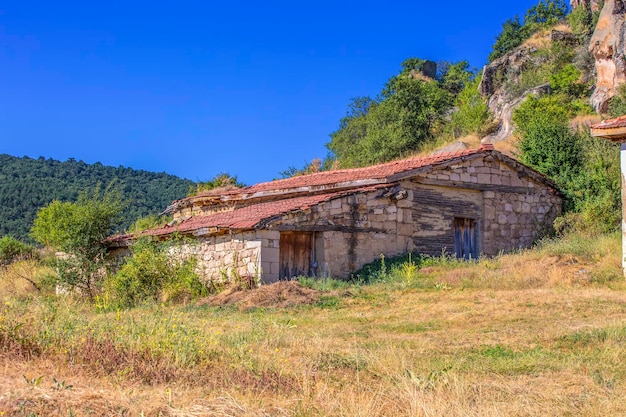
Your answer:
568,0 -> 594,40
525,0 -> 569,31
438,60 -> 473,95
325,97 -> 374,168
489,1 -> 569,63
489,16 -> 528,62
327,60 -> 453,168
0,154 -> 193,241
30,188 -> 122,298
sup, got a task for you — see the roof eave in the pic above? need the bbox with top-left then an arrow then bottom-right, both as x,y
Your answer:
591,126 -> 626,142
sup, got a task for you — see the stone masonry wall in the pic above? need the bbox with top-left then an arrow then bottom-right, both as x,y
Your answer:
172,230 -> 281,285
272,188 -> 415,278
414,153 -> 562,256
482,190 -> 561,255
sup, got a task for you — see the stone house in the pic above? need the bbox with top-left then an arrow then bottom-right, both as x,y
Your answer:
112,144 -> 562,284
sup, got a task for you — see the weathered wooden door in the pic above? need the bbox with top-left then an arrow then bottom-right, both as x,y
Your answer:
454,218 -> 478,260
279,232 -> 314,280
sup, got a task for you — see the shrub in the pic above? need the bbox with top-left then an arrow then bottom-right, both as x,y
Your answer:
0,236 -> 34,266
450,78 -> 491,137
608,84 -> 626,118
514,95 -> 620,233
568,0 -> 594,40
103,238 -> 207,309
549,64 -> 584,96
127,214 -> 171,233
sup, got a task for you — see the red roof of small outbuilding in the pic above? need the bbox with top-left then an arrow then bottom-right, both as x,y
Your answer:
591,115 -> 626,130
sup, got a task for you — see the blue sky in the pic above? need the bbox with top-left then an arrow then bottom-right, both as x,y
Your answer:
1,1 -> 550,185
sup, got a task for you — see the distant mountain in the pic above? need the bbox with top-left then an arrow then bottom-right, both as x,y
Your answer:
0,154 -> 194,241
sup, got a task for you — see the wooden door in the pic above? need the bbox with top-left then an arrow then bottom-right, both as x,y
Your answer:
279,232 -> 314,280
454,218 -> 478,260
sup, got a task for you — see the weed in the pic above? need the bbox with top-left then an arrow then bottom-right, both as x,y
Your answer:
558,325 -> 626,348
52,377 -> 73,390
298,276 -> 351,291
315,295 -> 342,309
404,366 -> 451,390
315,352 -> 367,371
592,370 -> 617,390
480,344 -> 516,359
22,375 -> 44,386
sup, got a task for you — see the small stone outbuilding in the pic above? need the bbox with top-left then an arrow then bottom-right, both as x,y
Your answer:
113,145 -> 562,284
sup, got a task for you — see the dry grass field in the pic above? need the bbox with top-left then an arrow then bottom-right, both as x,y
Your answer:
1,233 -> 626,416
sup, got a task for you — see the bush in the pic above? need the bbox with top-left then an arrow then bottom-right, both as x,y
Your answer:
127,214 -> 171,233
103,238 -> 207,309
608,84 -> 626,118
514,95 -> 620,233
0,236 -> 34,266
568,1 -> 594,40
450,78 -> 491,137
549,64 -> 585,96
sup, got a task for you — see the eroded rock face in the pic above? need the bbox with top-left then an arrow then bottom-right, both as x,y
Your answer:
589,0 -> 626,112
571,0 -> 603,12
478,44 -> 552,143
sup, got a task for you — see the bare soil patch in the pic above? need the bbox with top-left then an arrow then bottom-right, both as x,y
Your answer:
199,281 -> 322,309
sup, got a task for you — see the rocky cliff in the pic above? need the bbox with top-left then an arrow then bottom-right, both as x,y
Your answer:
571,0 -> 603,12
478,31 -> 577,143
589,0 -> 626,112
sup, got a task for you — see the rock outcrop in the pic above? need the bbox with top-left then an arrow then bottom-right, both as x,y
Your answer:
479,30 -> 580,143
479,44 -> 553,143
571,0 -> 603,12
589,0 -> 626,112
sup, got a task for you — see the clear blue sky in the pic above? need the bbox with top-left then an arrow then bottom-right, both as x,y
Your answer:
1,1 -> 550,185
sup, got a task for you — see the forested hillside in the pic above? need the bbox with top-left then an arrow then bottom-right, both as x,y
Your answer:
0,154 -> 194,240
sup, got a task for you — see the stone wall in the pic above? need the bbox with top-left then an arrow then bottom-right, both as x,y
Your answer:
482,189 -> 561,255
173,230 -> 281,285
272,188 -> 415,278
412,153 -> 562,256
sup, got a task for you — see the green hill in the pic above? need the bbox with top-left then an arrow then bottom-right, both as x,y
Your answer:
0,154 -> 194,241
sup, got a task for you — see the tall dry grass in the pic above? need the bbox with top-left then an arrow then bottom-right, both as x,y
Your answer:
1,233 -> 625,416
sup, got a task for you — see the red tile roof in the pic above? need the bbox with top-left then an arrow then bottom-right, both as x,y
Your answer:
190,146 -> 489,202
107,144 -> 556,243
591,115 -> 626,130
133,186 -> 384,239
